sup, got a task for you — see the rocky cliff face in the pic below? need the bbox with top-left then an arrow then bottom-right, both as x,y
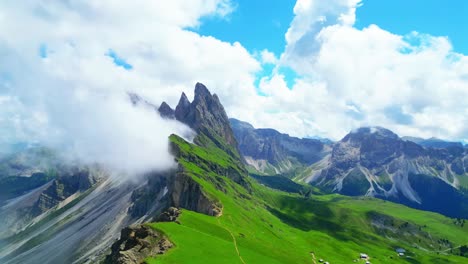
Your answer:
303,127 -> 468,218
32,168 -> 102,216
169,170 -> 222,216
230,118 -> 332,174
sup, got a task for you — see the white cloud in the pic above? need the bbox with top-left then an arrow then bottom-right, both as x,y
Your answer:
0,0 -> 261,176
236,0 -> 468,141
260,49 -> 278,64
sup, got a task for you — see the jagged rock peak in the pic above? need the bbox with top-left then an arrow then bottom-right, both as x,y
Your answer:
174,92 -> 192,122
173,82 -> 240,155
194,82 -> 211,100
158,101 -> 175,119
178,92 -> 191,107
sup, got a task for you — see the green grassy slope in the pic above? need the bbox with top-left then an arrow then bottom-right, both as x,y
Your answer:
147,135 -> 468,264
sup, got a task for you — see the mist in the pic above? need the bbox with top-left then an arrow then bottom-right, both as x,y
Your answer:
0,51 -> 193,178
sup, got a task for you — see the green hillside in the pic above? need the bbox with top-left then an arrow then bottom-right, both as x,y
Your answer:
146,135 -> 468,264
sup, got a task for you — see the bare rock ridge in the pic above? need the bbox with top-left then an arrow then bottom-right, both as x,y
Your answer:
307,126 -> 468,218
230,118 -> 332,174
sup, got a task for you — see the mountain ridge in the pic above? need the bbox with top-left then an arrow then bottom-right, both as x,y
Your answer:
230,118 -> 332,175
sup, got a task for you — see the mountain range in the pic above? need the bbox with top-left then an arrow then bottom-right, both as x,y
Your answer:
232,121 -> 468,218
1,83 -> 468,263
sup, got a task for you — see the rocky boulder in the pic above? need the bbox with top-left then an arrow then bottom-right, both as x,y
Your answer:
157,207 -> 181,222
104,225 -> 173,264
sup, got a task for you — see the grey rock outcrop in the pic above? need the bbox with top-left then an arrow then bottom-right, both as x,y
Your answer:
104,225 -> 173,264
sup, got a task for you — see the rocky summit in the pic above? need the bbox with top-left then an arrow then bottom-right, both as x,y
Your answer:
299,126 -> 468,218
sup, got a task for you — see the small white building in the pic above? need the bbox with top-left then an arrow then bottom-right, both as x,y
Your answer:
396,248 -> 406,253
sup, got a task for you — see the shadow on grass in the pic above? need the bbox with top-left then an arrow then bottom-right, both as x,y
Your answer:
267,205 -> 343,235
266,194 -> 390,245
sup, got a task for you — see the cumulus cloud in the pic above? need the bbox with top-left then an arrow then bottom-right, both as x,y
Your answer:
235,0 -> 468,141
260,49 -> 278,64
0,0 -> 260,175
1,0 -> 466,167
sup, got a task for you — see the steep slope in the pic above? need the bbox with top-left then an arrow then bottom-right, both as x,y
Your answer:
301,127 -> 468,218
145,123 -> 468,264
0,158 -> 179,264
230,118 -> 331,175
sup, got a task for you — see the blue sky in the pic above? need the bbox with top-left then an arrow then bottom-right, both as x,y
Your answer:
197,0 -> 468,56
355,1 -> 468,54
196,0 -> 296,57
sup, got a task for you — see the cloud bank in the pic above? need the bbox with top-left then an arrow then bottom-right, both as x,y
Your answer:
0,0 -> 257,175
1,0 -> 467,162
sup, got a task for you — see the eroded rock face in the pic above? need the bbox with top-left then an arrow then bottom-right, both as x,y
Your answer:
230,118 -> 331,174
104,225 -> 173,264
32,168 -> 102,215
170,171 -> 222,217
307,126 -> 468,218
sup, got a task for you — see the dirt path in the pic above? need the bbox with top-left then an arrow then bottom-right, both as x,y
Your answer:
310,252 -> 317,264
416,242 -> 467,254
217,216 -> 246,264
438,243 -> 466,253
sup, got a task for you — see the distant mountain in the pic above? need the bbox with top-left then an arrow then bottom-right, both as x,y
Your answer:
402,136 -> 464,149
230,118 -> 332,175
299,127 -> 468,218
